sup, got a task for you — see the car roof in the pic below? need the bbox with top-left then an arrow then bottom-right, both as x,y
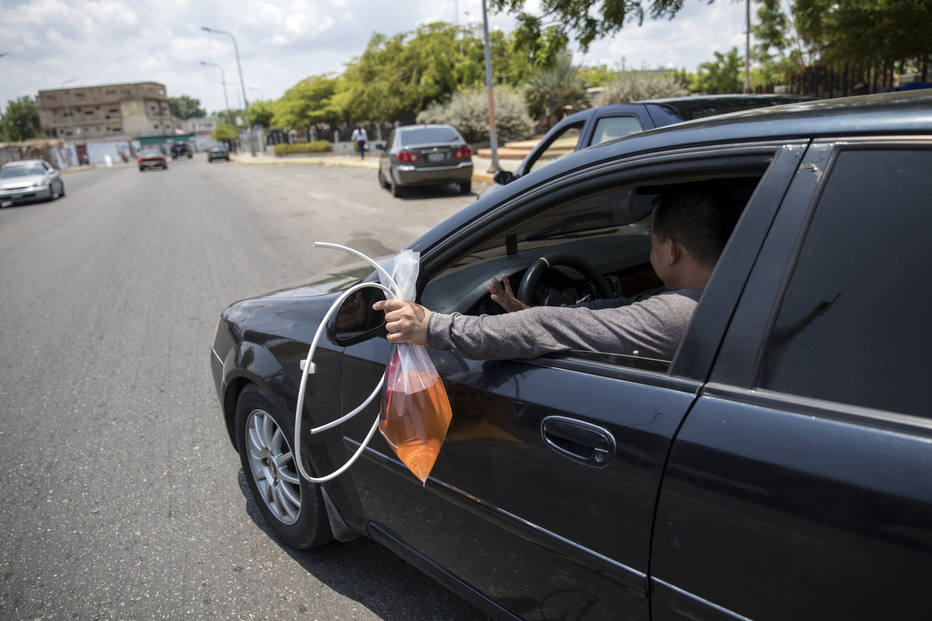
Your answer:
410,90 -> 932,252
397,124 -> 456,130
593,90 -> 932,155
553,93 -> 813,125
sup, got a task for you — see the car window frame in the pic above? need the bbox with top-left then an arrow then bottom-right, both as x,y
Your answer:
522,121 -> 586,175
418,140 -> 798,383
708,136 -> 932,430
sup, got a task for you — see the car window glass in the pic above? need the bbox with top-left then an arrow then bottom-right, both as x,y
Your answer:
590,116 -> 644,145
2,165 -> 45,177
399,127 -> 460,144
759,148 -> 932,418
421,174 -> 763,372
529,123 -> 583,172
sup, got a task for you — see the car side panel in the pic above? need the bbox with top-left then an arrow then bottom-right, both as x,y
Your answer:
651,139 -> 932,620
652,393 -> 932,621
340,339 -> 701,620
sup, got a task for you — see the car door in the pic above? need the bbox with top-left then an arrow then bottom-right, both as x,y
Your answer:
336,142 -> 806,620
651,140 -> 932,620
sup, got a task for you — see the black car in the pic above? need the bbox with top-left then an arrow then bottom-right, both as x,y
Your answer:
210,91 -> 932,620
377,124 -> 473,197
171,142 -> 193,159
483,94 -> 812,199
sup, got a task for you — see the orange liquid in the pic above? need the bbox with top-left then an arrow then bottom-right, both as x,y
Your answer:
380,372 -> 453,484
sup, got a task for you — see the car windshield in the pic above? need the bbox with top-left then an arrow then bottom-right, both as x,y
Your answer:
141,150 -> 162,157
399,127 -> 459,145
1,164 -> 45,177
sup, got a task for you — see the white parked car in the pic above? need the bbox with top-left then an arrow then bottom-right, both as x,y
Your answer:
0,160 -> 65,207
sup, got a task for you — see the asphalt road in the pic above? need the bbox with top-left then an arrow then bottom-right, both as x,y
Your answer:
0,156 -> 488,619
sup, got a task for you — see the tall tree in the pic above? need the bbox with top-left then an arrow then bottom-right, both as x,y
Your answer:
490,0 -> 691,52
272,75 -> 343,129
247,100 -> 275,128
169,95 -> 206,119
693,47 -> 744,93
336,22 -> 569,122
2,96 -> 41,141
793,0 -> 932,68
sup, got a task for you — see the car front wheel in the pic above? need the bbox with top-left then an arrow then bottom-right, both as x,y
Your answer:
234,385 -> 333,549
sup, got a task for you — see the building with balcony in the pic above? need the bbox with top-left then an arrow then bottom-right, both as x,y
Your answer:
36,81 -> 178,165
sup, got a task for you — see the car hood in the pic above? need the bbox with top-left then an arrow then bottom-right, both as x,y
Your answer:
1,173 -> 48,189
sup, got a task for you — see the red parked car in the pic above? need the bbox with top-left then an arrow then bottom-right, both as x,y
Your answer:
138,149 -> 168,171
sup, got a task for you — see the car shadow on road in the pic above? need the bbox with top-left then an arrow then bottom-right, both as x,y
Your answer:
236,470 -> 489,620
386,185 -> 476,201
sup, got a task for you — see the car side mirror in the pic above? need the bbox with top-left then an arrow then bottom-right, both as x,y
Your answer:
327,286 -> 388,345
493,170 -> 515,185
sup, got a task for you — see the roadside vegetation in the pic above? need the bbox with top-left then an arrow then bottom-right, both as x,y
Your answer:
8,1 -> 921,155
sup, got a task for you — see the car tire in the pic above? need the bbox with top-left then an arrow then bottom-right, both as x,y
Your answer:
139,167 -> 144,172
59,181 -> 65,197
459,180 -> 472,194
390,172 -> 404,198
378,168 -> 389,189
234,385 -> 333,550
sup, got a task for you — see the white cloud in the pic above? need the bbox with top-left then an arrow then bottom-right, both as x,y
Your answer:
0,0 -> 748,116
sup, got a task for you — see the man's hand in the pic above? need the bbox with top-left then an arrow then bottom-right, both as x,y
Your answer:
487,274 -> 528,313
373,299 -> 431,345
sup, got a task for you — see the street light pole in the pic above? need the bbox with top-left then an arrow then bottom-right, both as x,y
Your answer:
202,26 -> 254,155
744,0 -> 751,94
62,78 -> 76,165
0,52 -> 11,162
200,61 -> 236,151
481,0 -> 499,172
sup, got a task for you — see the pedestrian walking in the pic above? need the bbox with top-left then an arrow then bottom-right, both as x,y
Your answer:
351,125 -> 368,160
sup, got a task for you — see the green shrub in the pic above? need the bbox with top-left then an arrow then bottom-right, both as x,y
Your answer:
416,87 -> 534,144
593,71 -> 689,105
273,140 -> 333,156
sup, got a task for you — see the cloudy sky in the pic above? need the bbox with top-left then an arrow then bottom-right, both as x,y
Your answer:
0,0 -> 751,115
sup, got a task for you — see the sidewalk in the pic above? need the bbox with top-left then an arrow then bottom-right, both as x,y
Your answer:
229,149 -> 518,185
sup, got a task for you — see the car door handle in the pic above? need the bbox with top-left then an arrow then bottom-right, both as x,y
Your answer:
541,416 -> 616,468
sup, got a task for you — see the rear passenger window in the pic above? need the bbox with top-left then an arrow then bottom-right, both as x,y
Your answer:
530,123 -> 583,172
591,116 -> 643,145
759,148 -> 932,418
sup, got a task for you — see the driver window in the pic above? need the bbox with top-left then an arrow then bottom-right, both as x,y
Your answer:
420,174 -> 762,373
529,123 -> 583,172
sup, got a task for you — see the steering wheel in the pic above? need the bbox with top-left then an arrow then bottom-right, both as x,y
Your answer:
516,253 -> 612,306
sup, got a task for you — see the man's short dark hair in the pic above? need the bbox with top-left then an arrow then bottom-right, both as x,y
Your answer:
652,185 -> 740,267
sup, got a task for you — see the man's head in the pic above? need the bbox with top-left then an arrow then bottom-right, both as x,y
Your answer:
649,185 -> 738,290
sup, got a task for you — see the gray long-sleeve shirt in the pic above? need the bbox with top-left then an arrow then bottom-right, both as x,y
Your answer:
426,288 -> 703,361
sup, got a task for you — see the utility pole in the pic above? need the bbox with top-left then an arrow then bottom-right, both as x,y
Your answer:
481,0 -> 499,171
744,0 -> 751,93
200,61 -> 236,151
62,78 -> 76,165
0,52 -> 11,161
202,26 -> 255,155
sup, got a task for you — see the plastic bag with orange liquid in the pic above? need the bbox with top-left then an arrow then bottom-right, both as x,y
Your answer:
377,250 -> 452,484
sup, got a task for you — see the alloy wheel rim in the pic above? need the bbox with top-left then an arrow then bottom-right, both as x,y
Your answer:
245,409 -> 302,525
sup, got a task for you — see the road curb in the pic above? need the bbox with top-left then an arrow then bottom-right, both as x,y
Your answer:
229,153 -> 509,186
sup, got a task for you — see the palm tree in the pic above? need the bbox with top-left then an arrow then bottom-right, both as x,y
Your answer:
525,53 -> 590,129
